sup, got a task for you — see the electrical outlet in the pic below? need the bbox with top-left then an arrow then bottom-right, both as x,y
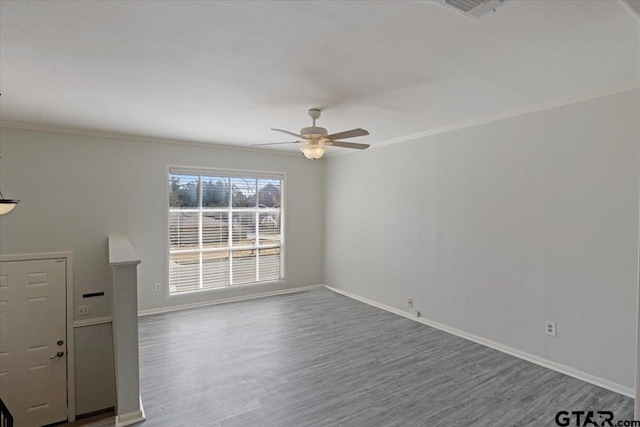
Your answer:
545,321 -> 557,337
77,305 -> 90,316
408,299 -> 414,309
155,283 -> 161,292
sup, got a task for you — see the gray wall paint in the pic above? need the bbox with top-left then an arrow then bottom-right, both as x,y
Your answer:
324,89 -> 640,390
73,323 -> 116,415
0,128 -> 324,413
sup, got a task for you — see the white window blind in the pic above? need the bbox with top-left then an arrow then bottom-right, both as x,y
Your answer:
168,169 -> 283,294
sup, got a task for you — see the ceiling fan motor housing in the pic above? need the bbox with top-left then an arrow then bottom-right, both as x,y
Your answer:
300,126 -> 328,138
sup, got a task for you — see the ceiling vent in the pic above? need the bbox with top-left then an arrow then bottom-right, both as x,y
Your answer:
443,0 -> 505,17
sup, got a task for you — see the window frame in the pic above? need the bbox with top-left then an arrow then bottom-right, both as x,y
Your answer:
165,165 -> 286,297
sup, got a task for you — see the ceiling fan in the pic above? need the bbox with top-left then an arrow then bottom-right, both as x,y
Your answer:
252,109 -> 370,160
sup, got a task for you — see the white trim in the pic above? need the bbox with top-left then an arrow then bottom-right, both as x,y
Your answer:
73,316 -> 113,328
0,121 -> 300,157
324,284 -> 635,399
169,166 -> 284,180
114,396 -> 145,427
326,83 -> 640,157
138,284 -> 323,317
166,166 -> 286,296
167,278 -> 286,298
0,251 -> 72,262
0,251 -> 76,422
622,0 -> 640,19
165,163 -> 171,301
109,235 -> 142,267
635,172 -> 640,419
372,82 -> 640,148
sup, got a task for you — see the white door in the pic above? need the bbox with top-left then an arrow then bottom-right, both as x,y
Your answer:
0,259 -> 67,427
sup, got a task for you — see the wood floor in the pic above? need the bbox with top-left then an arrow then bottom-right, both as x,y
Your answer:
134,288 -> 634,426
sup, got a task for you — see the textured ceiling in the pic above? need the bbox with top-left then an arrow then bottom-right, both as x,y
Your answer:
0,0 -> 638,153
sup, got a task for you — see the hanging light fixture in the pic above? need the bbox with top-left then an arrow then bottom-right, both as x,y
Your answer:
0,191 -> 19,215
0,157 -> 19,215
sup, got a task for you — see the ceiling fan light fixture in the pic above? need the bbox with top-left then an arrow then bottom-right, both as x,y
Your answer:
300,143 -> 326,160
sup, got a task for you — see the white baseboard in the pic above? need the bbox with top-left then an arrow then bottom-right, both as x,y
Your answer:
115,396 -> 145,427
324,284 -> 635,399
138,285 -> 324,317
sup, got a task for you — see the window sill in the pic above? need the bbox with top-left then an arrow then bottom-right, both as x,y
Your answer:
167,278 -> 286,299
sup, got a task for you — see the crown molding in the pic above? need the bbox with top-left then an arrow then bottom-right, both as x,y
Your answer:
328,81 -> 640,158
622,0 -> 640,19
0,121 -> 301,157
373,82 -> 640,149
2,82 -> 638,159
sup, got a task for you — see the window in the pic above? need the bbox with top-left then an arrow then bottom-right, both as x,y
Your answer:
168,168 -> 283,294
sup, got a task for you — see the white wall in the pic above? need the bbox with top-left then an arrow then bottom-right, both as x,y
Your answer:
324,89 -> 640,391
0,128 -> 324,413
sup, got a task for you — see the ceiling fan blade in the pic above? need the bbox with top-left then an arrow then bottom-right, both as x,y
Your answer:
326,128 -> 369,140
251,141 -> 298,147
330,141 -> 370,150
271,128 -> 305,139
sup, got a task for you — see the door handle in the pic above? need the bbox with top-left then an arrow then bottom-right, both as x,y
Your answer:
50,351 -> 64,359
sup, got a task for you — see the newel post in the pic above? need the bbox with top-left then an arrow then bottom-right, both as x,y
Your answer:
108,236 -> 145,427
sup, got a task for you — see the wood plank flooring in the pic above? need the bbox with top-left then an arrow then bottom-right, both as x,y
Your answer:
134,288 -> 634,426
